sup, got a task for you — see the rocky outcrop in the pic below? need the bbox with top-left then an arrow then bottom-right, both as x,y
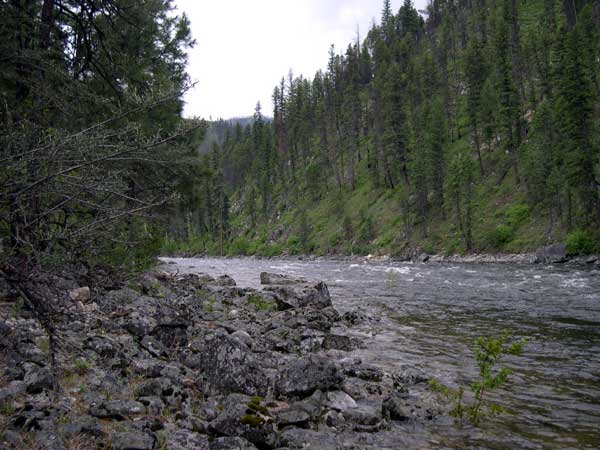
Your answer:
0,268 -> 439,449
535,243 -> 567,263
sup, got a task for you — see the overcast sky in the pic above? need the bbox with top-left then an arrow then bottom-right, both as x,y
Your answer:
175,0 -> 428,120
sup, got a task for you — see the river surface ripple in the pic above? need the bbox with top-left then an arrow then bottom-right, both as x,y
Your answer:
160,257 -> 600,449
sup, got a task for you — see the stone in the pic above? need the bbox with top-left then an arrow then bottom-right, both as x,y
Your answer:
111,431 -> 155,450
382,395 -> 411,421
167,430 -> 210,450
210,436 -> 258,450
90,400 -> 146,420
0,380 -> 25,402
208,394 -> 278,449
535,243 -> 567,263
141,335 -> 167,357
60,415 -> 103,437
277,355 -> 342,398
279,428 -> 339,450
69,286 -> 91,303
263,282 -> 332,310
276,409 -> 311,428
260,272 -> 307,285
185,332 -> 270,396
326,391 -> 357,412
230,330 -> 254,349
322,334 -> 353,351
24,366 -> 53,394
341,403 -> 384,432
217,275 -> 237,286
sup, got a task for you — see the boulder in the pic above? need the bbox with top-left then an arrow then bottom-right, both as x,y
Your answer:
276,355 -> 342,398
210,436 -> 258,450
90,400 -> 145,420
260,272 -> 307,285
217,275 -> 237,286
167,430 -> 210,450
24,367 -> 54,394
322,334 -> 353,351
535,243 -> 567,263
263,282 -> 332,310
185,332 -> 270,396
208,394 -> 278,449
279,428 -> 339,450
111,431 -> 155,450
382,395 -> 411,421
69,286 -> 91,303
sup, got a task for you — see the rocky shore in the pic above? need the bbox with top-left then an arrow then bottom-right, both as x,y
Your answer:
0,268 -> 441,450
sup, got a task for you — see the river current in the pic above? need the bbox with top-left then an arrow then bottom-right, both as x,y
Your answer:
160,257 -> 600,449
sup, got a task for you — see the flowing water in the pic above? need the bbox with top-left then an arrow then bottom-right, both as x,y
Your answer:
161,257 -> 600,449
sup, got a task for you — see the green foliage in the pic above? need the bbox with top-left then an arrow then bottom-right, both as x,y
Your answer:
247,294 -> 275,312
228,237 -> 252,256
504,204 -> 530,228
565,230 -> 595,255
429,329 -> 527,426
487,224 -> 514,248
74,358 -> 90,376
0,401 -> 16,417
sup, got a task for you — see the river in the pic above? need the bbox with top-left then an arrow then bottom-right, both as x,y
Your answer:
160,257 -> 600,449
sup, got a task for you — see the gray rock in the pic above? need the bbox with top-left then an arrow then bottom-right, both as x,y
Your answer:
138,396 -> 164,415
230,330 -> 254,349
185,333 -> 270,396
210,436 -> 258,450
217,275 -> 237,286
322,333 -> 353,351
60,415 -> 103,437
24,366 -> 53,394
344,364 -> 383,382
535,243 -> 567,263
342,403 -> 384,432
141,335 -> 167,357
264,282 -> 332,310
382,395 -> 411,421
0,380 -> 25,402
68,286 -> 91,303
167,429 -> 210,450
111,431 -> 155,450
279,428 -> 339,450
34,431 -> 67,450
277,355 -> 342,398
208,394 -> 278,449
326,390 -> 357,412
260,272 -> 307,285
90,400 -> 146,420
276,409 -> 311,428
86,335 -> 118,358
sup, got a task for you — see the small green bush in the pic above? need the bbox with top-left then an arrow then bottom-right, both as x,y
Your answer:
229,237 -> 251,256
487,225 -> 514,248
565,230 -> 595,255
504,204 -> 530,227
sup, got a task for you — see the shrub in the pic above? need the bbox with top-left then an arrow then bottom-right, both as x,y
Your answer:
487,225 -> 513,248
429,329 -> 527,426
504,204 -> 530,227
229,237 -> 251,256
565,230 -> 595,255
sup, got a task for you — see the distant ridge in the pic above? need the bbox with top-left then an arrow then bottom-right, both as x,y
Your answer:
198,116 -> 272,154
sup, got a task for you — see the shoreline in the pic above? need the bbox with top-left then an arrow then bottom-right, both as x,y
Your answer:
160,251 -> 600,267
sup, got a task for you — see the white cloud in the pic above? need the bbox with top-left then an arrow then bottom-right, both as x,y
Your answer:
175,0 -> 428,119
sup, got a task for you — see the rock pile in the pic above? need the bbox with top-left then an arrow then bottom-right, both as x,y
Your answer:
0,269 -> 438,449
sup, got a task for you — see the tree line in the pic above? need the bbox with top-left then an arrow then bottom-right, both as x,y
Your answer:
200,0 -> 600,255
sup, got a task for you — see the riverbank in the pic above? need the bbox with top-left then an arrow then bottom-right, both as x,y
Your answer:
163,249 -> 600,267
0,267 -> 443,449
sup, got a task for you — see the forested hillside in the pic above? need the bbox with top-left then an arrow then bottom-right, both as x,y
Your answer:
175,0 -> 600,257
